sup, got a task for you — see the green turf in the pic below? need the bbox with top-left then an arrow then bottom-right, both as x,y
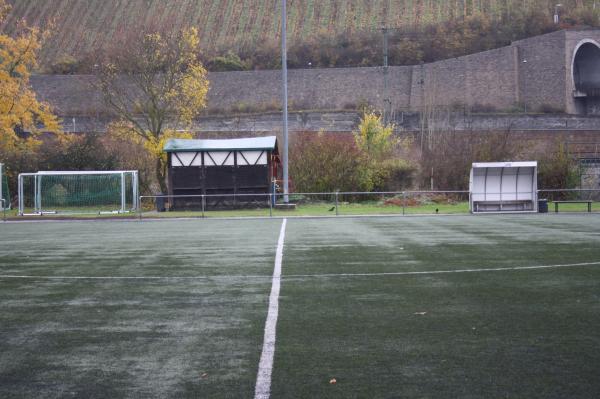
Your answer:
0,219 -> 282,398
272,216 -> 600,398
1,215 -> 600,398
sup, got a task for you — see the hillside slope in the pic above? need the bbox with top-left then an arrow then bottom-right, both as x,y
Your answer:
2,0 -> 594,67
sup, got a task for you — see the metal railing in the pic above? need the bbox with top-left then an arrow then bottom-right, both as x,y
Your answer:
136,189 -> 600,220
137,190 -> 473,220
139,193 -> 276,220
4,188 -> 599,220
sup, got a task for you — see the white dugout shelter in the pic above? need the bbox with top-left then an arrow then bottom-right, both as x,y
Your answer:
469,162 -> 538,213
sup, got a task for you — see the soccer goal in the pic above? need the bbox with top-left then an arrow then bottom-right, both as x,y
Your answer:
18,171 -> 139,215
0,163 -> 10,210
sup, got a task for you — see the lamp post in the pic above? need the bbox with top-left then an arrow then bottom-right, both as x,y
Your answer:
554,4 -> 563,24
281,0 -> 289,203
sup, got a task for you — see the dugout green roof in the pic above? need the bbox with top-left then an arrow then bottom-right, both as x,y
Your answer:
164,136 -> 277,152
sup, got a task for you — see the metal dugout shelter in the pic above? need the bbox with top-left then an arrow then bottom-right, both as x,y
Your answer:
164,136 -> 280,209
470,162 -> 538,213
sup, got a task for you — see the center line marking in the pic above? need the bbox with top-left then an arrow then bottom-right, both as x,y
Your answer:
254,218 -> 287,399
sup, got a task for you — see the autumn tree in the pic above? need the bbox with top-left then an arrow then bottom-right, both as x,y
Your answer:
97,27 -> 209,193
0,0 -> 61,162
289,132 -> 370,193
354,112 -> 396,161
353,112 -> 414,191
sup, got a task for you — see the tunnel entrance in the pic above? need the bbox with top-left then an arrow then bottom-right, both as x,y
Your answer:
573,40 -> 600,115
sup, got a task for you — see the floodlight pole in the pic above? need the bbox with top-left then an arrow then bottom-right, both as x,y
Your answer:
281,0 -> 289,203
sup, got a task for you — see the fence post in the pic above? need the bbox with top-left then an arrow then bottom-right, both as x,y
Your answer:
402,191 -> 406,215
202,195 -> 206,218
335,191 -> 339,216
138,196 -> 143,221
269,193 -> 273,217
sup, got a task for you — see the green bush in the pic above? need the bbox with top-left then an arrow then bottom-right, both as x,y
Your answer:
289,113 -> 414,193
370,159 -> 415,191
290,133 -> 370,193
40,133 -> 119,171
538,142 -> 579,191
206,52 -> 249,72
48,54 -> 80,74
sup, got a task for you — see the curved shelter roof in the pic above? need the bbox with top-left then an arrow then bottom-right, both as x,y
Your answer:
164,136 -> 277,152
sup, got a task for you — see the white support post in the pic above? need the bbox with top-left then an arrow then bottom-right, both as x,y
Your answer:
133,171 -> 139,210
18,174 -> 23,215
0,163 -> 3,210
120,172 -> 126,213
499,167 -> 504,211
35,174 -> 42,214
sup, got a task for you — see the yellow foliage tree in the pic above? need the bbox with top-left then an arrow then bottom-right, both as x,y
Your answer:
98,27 -> 209,193
353,111 -> 414,191
354,111 -> 396,161
0,0 -> 61,159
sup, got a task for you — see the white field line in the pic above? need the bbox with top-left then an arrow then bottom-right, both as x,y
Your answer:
284,261 -> 600,279
0,261 -> 599,281
254,218 -> 286,399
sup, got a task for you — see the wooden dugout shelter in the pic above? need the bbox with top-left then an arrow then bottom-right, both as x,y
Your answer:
164,136 -> 280,209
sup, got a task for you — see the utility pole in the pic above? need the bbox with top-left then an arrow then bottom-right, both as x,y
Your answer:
281,0 -> 289,203
382,26 -> 390,125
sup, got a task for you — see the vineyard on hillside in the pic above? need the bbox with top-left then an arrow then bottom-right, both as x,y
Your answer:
1,0 -> 597,69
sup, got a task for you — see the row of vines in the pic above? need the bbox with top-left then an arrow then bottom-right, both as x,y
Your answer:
2,0 -> 596,68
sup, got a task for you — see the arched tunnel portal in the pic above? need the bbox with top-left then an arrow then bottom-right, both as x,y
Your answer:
573,40 -> 600,114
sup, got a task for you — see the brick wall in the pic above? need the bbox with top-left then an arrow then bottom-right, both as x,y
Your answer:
30,29 -> 600,120
514,30 -> 567,112
209,66 -> 415,111
408,45 -> 518,111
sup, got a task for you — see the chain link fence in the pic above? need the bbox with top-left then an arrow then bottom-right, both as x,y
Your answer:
6,188 -> 599,220
139,190 -> 469,219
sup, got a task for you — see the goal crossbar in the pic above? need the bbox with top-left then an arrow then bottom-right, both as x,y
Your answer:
35,170 -> 138,175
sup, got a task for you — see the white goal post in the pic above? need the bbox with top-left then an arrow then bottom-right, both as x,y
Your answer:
0,163 -> 9,210
18,170 -> 139,215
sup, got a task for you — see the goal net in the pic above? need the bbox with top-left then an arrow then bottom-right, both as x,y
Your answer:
18,171 -> 139,215
0,163 -> 9,210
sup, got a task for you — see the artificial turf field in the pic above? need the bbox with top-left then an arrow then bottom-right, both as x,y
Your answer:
0,215 -> 599,398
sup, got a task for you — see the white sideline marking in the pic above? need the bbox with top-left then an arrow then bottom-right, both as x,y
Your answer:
254,218 -> 287,399
0,261 -> 599,281
285,261 -> 600,278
